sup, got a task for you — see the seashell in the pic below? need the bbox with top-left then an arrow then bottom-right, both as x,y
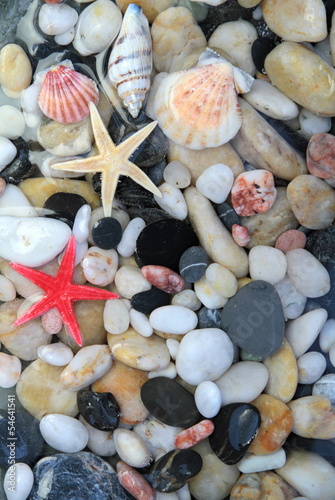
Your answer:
73,0 -> 122,56
38,60 -> 99,124
153,48 -> 253,150
108,3 -> 152,119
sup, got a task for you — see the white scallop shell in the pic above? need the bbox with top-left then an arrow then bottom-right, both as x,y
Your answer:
108,3 -> 152,118
73,0 -> 122,56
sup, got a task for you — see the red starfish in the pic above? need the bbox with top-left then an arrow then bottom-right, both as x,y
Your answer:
9,235 -> 118,346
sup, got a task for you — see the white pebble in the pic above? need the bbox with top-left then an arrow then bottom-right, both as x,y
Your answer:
286,309 -> 328,358
163,160 -> 191,189
0,137 -> 17,171
194,381 -> 221,418
40,414 -> 88,453
37,342 -> 74,366
319,319 -> 335,352
154,183 -> 188,220
243,79 -> 299,120
82,247 -> 118,286
194,276 -> 228,309
104,298 -> 130,334
4,463 -> 34,500
205,263 -> 238,298
148,362 -> 177,379
113,428 -> 151,468
54,27 -> 75,46
38,4 -> 79,36
156,494 -> 178,500
115,265 -> 151,299
0,274 -> 17,301
129,308 -> 153,337
149,305 -> 198,335
0,353 -> 21,388
274,274 -> 307,320
329,343 -> 335,368
176,484 -> 191,500
0,105 -> 25,139
171,289 -> 202,311
166,339 -> 179,360
79,416 -> 116,456
238,448 -> 286,473
20,82 -> 43,128
299,108 -> 332,139
117,217 -> 146,258
133,416 -> 182,460
298,352 -> 327,384
286,249 -> 330,298
195,163 -> 234,204
0,184 -> 37,217
73,204 -> 91,243
249,245 -> 287,284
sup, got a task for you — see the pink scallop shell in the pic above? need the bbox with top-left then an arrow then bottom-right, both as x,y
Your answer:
38,64 -> 99,124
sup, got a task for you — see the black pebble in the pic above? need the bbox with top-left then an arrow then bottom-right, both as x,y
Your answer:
198,307 -> 222,329
259,113 -> 309,155
251,37 -> 277,74
115,177 -> 158,208
127,207 -> 173,224
215,202 -> 240,231
178,246 -> 209,283
198,0 -> 255,40
77,390 -> 120,431
285,434 -> 335,466
209,403 -> 261,465
143,158 -> 166,186
131,288 -> 170,314
141,377 -> 201,428
43,192 -> 87,227
92,217 -> 123,249
1,138 -> 37,185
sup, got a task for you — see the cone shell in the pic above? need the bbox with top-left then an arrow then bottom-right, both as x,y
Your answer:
38,62 -> 99,124
154,62 -> 244,150
108,3 -> 152,118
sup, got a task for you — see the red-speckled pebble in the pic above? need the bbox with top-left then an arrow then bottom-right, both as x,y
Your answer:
231,170 -> 277,216
275,229 -> 306,253
41,307 -> 63,334
116,461 -> 154,500
307,133 -> 335,181
232,224 -> 250,247
141,265 -> 185,294
175,419 -> 215,449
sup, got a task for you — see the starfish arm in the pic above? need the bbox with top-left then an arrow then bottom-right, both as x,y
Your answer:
90,102 -> 118,154
10,263 -> 58,292
67,282 -> 119,302
118,121 -> 158,159
14,295 -> 55,326
51,154 -> 105,174
122,160 -> 162,198
56,235 -> 76,284
58,300 -> 83,346
101,169 -> 121,218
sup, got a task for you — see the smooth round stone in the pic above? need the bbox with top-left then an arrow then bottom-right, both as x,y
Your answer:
195,278 -> 229,313
117,217 -> 146,258
41,306 -> 63,334
299,108 -> 332,139
134,415 -> 183,460
0,408 -> 44,468
221,280 -> 285,357
285,308 -> 328,358
79,416 -> 116,457
114,428 -> 151,468
77,389 -> 120,431
39,3 -> 78,35
0,136 -> 17,171
115,265 -> 151,299
215,361 -> 269,406
73,204 -> 91,243
0,44 -> 32,96
163,161 -> 191,189
209,403 -> 261,465
29,452 -> 132,500
0,352 -> 21,388
248,395 -> 293,455
108,328 -> 170,372
197,307 -> 222,329
298,352 -> 327,384
40,414 -> 88,453
179,246 -> 209,284
275,229 -> 306,253
237,448 -> 286,474
251,36 -> 277,74
288,395 -> 335,439
104,298 -> 129,335
319,319 -> 335,352
147,449 -> 203,493
287,175 -> 335,229
230,471 -> 298,500
248,246 -> 287,285
0,105 -> 25,140
195,163 -> 234,204
37,116 -> 93,156
312,374 -> 335,404
215,201 -> 240,231
4,463 -> 34,500
129,308 -> 153,337
286,248 -> 331,298
194,381 -> 221,419
141,377 -> 201,428
205,263 -> 238,298
149,305 -> 198,336
274,274 -> 307,320
264,42 -> 335,116
154,183 -> 188,221
135,218 -> 198,272
82,246 -> 118,286
176,328 -> 234,385
37,342 -> 74,367
307,133 -> 335,181
117,461 -> 155,500
263,338 -> 298,403
171,289 -> 201,311
92,217 -> 123,250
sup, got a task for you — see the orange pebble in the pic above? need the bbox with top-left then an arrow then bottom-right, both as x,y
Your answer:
175,420 -> 215,449
117,461 -> 154,500
232,224 -> 250,247
141,265 -> 185,294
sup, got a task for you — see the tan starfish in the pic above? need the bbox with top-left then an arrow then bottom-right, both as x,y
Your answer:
52,102 -> 162,217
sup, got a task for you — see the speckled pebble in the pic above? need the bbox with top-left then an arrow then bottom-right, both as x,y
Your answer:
41,307 -> 63,334
141,265 -> 185,294
231,169 -> 277,217
163,160 -> 191,189
275,229 -> 306,253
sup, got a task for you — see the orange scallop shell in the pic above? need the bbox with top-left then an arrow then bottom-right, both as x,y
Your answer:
38,64 -> 99,124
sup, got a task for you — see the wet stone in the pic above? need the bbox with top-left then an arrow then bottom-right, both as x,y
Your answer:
251,37 -> 277,74
140,377 -> 201,428
221,280 -> 285,357
146,449 -> 203,493
114,177 -> 157,208
285,433 -> 335,467
215,202 -> 240,231
127,207 -> 173,224
209,403 -> 261,465
179,246 -> 209,283
307,133 -> 335,181
91,217 -> 123,250
0,138 -> 37,185
198,307 -> 222,329
131,288 -> 170,315
77,390 -> 120,431
43,192 -> 87,227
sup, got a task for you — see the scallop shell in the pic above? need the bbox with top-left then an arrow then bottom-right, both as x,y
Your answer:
108,3 -> 152,118
38,61 -> 99,124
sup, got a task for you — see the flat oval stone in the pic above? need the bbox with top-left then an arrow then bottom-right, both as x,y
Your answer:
4,463 -> 34,500
82,247 -> 118,286
0,352 -> 21,388
209,403 -> 261,465
77,389 -> 120,431
179,246 -> 209,283
150,305 -> 198,336
285,308 -> 328,358
263,338 -> 298,403
194,381 -> 222,419
131,288 -> 170,315
307,133 -> 335,181
221,280 -> 285,357
288,395 -> 335,439
286,249 -> 330,298
40,414 -> 88,453
114,428 -> 152,468
297,352 -> 327,384
140,377 -> 201,428
275,230 -> 306,253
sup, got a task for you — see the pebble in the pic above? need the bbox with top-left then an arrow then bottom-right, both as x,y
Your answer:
54,27 -> 75,46
178,246 -> 209,284
263,338 -> 298,403
117,217 -> 146,258
82,246 -> 118,286
0,44 -> 32,96
194,381 -> 221,419
117,462 -> 154,500
197,307 -> 222,330
231,169 -> 277,217
134,415 -> 183,460
215,361 -> 269,406
92,216 -> 123,249
0,105 -> 25,139
0,352 -> 21,388
184,187 -> 248,278
0,137 -> 17,171
275,229 -> 306,253
39,413 -> 88,453
205,263 -> 238,298
108,327 -> 170,371
92,359 -> 149,425
231,224 -> 250,247
129,308 -> 154,337
237,448 -> 286,474
276,449 -> 335,500
38,3 -> 78,36
73,204 -> 91,243
37,342 -> 74,367
248,395 -> 293,455
0,183 -> 37,217
307,132 -> 335,181
230,471 -> 298,500
114,428 -> 152,468
176,328 -> 234,385
4,463 -> 34,500
297,352 -> 327,384
79,416 -> 116,457
175,420 -> 214,449
104,298 -> 129,335
77,389 -> 120,431
215,201 -> 240,231
286,248 -> 331,298
265,42 -> 335,116
0,274 -> 16,302
288,395 -> 335,439
251,37 -> 277,74
140,377 -> 201,428
141,265 -> 185,294
286,308 -> 328,358
299,108 -> 332,139
149,305 -> 197,335
115,265 -> 151,299
221,280 -> 285,357
166,338 -> 179,360
163,161 -> 191,189
319,318 -> 335,352
130,289 -> 170,317
148,361 -> 177,380
154,183 -> 188,221
312,374 -> 335,404
195,163 -> 234,204
209,403 -> 261,464
44,191 -> 87,226
171,289 -> 201,311
248,245 -> 287,284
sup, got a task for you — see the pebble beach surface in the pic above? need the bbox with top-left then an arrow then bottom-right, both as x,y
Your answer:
1,1 -> 335,499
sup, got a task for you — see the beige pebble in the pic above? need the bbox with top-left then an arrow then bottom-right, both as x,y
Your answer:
116,0 -> 176,23
114,265 -> 151,299
0,352 -> 21,388
81,247 -> 118,286
230,471 -> 298,500
288,395 -> 335,439
37,116 -> 94,156
287,174 -> 335,229
194,276 -> 228,309
0,274 -> 16,301
205,263 -> 238,298
107,327 -> 170,371
0,44 -> 32,96
104,298 -> 130,335
16,358 -> 78,420
263,338 -> 298,403
265,42 -> 335,116
92,359 -> 149,425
